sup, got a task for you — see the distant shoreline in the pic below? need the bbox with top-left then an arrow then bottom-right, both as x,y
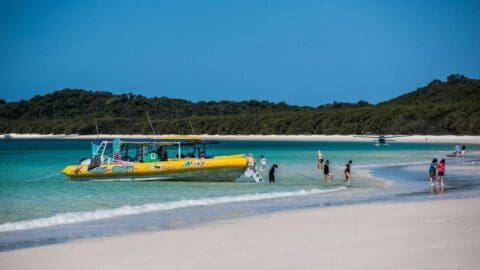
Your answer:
3,133 -> 480,144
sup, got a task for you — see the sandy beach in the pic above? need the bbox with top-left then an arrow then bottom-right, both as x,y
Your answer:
1,198 -> 479,270
3,133 -> 480,144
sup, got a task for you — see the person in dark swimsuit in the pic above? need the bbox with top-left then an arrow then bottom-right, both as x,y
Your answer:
269,164 -> 278,183
344,160 -> 353,182
323,160 -> 333,182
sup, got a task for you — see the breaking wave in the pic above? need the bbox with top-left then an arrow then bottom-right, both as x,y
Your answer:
0,187 -> 347,233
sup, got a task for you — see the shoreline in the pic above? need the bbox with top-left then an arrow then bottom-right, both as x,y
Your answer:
1,198 -> 479,270
3,133 -> 480,144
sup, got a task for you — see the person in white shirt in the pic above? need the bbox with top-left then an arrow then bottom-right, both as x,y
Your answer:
317,150 -> 324,170
260,155 -> 267,171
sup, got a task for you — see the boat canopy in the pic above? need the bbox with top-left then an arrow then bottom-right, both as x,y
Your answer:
92,138 -> 220,146
90,137 -> 219,159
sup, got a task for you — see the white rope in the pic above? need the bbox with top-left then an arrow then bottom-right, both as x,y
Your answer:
25,171 -> 63,182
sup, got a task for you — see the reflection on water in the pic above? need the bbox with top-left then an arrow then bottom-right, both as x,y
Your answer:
430,185 -> 446,195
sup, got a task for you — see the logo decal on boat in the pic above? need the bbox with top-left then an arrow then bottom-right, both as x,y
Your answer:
89,166 -> 108,174
182,161 -> 193,168
195,160 -> 206,167
111,165 -> 134,173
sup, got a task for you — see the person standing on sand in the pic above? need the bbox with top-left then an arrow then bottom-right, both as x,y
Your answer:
323,160 -> 334,183
437,159 -> 445,186
317,150 -> 324,169
429,158 -> 438,186
344,160 -> 353,182
269,164 -> 278,183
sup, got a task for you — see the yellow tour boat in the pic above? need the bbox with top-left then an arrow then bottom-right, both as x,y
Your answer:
63,137 -> 254,181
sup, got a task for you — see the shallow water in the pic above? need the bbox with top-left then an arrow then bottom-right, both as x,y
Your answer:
1,139 -> 479,250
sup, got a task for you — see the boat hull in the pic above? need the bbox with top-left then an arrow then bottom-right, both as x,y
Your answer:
63,155 -> 248,182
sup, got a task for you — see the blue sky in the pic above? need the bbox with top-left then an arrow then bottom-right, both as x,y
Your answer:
1,0 -> 479,105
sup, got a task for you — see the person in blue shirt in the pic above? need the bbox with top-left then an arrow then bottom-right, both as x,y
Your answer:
455,144 -> 461,159
429,158 -> 438,186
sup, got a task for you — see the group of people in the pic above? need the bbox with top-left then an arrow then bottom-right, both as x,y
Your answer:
317,150 -> 353,183
247,151 -> 353,184
246,154 -> 277,183
428,158 -> 446,187
252,144 -> 464,187
428,144 -> 469,187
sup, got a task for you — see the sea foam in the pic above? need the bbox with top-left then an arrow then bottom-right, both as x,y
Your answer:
0,187 -> 346,233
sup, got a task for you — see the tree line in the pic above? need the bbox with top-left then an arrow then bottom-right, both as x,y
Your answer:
1,74 -> 479,135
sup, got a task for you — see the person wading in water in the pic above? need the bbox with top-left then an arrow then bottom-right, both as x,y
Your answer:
269,164 -> 278,183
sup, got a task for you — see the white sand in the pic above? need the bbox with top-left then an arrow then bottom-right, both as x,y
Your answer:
1,199 -> 479,270
3,133 -> 480,144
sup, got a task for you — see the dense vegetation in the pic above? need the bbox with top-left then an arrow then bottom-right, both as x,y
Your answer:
1,74 -> 479,135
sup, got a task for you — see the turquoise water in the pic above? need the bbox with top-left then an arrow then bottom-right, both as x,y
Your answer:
1,139 -> 479,250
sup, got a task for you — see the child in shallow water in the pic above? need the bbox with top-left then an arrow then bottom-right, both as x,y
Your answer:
437,159 -> 445,186
344,160 -> 353,182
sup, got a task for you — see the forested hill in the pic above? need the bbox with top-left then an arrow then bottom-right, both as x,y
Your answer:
381,74 -> 480,105
1,74 -> 479,135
